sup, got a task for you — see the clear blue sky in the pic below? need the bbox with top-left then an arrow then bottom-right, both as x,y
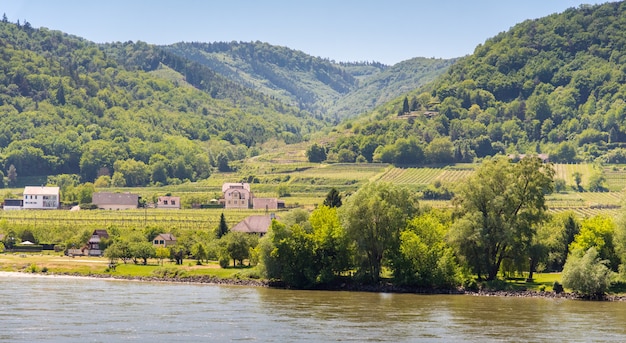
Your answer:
1,0 -> 606,65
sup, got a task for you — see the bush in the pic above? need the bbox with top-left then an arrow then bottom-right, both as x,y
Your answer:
552,281 -> 563,294
562,247 -> 614,296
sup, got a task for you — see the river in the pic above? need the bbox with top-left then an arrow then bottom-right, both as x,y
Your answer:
0,272 -> 625,342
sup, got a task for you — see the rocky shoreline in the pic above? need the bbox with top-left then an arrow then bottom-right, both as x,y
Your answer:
8,271 -> 626,301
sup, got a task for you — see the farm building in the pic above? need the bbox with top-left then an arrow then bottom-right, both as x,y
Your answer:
92,192 -> 139,210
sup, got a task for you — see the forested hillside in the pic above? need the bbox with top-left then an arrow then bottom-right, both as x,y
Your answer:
164,42 -> 453,120
322,2 -> 626,166
0,18 -> 325,185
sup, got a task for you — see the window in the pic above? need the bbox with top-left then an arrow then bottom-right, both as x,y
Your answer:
164,200 -> 168,205
172,200 -> 176,205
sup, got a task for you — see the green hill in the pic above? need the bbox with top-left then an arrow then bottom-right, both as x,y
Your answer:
164,42 -> 453,120
321,2 -> 626,165
0,19 -> 326,184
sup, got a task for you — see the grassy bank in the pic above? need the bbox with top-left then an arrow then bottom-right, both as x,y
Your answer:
0,252 -> 255,280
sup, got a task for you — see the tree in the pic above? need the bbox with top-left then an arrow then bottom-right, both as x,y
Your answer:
340,182 -> 419,283
217,213 -> 229,238
191,242 -> 208,264
56,81 -> 66,105
402,96 -> 410,114
7,164 -> 17,186
572,171 -> 583,191
323,188 -> 342,208
131,241 -> 156,265
155,247 -> 170,266
306,143 -> 327,163
562,247 -> 614,297
260,221 -> 318,288
309,205 -> 352,283
449,157 -> 554,281
587,171 -> 607,192
224,232 -> 252,267
569,216 -> 619,271
217,153 -> 230,172
392,212 -> 460,287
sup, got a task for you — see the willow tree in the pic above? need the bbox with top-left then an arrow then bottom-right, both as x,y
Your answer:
449,157 -> 554,281
340,182 -> 419,283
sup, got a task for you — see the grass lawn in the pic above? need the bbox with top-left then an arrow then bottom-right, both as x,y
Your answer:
0,252 -> 251,280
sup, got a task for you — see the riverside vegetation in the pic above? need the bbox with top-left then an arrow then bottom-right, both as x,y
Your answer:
3,3 -> 626,298
3,156 -> 626,299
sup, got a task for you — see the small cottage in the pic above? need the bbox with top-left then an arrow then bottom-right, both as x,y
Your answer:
88,230 -> 109,256
153,233 -> 177,247
157,196 -> 181,209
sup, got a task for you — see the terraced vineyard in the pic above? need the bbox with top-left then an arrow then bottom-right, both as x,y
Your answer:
553,163 -> 596,188
604,165 -> 626,192
377,166 -> 474,186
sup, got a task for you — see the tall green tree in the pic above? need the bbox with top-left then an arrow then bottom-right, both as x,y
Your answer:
217,213 -> 229,238
340,182 -> 419,283
322,187 -> 342,208
392,212 -> 460,287
449,157 -> 554,281
7,164 -> 17,186
309,205 -> 352,283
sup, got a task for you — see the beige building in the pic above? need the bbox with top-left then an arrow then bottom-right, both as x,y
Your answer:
92,192 -> 139,210
231,214 -> 277,237
157,196 -> 181,209
222,183 -> 252,209
153,233 -> 177,247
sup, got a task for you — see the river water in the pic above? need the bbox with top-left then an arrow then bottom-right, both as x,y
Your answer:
0,273 -> 625,342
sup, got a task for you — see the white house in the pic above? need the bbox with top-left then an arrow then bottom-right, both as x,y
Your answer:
23,186 -> 60,210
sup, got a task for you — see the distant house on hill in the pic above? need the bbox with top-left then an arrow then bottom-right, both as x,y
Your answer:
153,233 -> 177,247
157,196 -> 181,209
23,186 -> 60,210
222,183 -> 252,209
221,182 -> 285,210
92,192 -> 139,210
231,214 -> 277,237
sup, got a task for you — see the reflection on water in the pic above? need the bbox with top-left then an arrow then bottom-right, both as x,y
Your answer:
0,273 -> 625,342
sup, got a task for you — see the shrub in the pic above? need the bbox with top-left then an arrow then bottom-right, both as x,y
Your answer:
553,281 -> 563,294
562,247 -> 614,296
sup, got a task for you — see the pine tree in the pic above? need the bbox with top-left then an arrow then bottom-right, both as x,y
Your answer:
217,213 -> 229,238
402,96 -> 410,114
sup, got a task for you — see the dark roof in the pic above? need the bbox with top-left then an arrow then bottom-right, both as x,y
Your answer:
92,230 -> 109,238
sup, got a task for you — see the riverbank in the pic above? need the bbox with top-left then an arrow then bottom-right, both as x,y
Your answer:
2,269 -> 624,301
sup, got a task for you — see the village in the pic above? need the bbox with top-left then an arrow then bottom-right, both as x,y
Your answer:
0,182 -> 283,256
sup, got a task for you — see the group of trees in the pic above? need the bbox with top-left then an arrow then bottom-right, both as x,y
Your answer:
255,157 -> 626,296
0,18 -> 327,185
319,2 -> 626,166
97,214 -> 258,268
